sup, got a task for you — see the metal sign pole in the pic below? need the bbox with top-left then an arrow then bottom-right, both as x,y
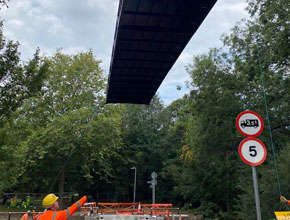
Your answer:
152,184 -> 155,204
131,167 -> 137,204
252,166 -> 262,220
134,168 -> 137,203
151,171 -> 157,204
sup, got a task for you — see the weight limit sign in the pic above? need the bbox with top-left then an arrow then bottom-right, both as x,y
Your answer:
238,137 -> 267,166
236,111 -> 264,137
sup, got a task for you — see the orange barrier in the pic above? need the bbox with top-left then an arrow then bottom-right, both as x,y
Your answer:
82,202 -> 175,216
96,203 -> 138,214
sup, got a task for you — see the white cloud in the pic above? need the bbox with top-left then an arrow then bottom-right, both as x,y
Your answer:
1,0 -> 118,61
87,0 -> 118,12
7,19 -> 23,29
44,14 -> 73,37
3,30 -> 15,39
215,1 -> 248,14
61,46 -> 88,55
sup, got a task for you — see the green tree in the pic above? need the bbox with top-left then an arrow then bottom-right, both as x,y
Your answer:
179,50 -> 243,219
121,96 -> 171,202
0,21 -> 48,122
247,0 -> 290,67
0,51 -> 123,208
159,96 -> 191,205
0,19 -> 48,194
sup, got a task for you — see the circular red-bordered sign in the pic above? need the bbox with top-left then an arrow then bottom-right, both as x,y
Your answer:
238,138 -> 267,166
236,111 -> 264,137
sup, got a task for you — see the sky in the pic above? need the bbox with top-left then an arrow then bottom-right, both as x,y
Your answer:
1,0 -> 249,105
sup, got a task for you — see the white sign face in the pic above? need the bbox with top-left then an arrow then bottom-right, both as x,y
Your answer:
239,138 -> 267,166
151,171 -> 157,179
236,111 -> 264,137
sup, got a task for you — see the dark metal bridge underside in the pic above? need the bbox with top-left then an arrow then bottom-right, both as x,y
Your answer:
106,0 -> 217,104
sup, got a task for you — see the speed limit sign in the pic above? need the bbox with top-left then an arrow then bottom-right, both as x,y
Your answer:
238,138 -> 267,166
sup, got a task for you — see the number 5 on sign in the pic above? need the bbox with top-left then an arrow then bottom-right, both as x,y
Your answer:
249,146 -> 257,157
239,138 -> 267,166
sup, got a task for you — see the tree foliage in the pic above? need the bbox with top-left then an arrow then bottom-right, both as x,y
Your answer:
0,19 -> 49,193
0,21 -> 48,122
120,96 -> 171,202
0,51 -> 123,208
0,0 -> 9,9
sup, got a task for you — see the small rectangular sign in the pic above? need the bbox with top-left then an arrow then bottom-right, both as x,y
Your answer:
275,211 -> 290,219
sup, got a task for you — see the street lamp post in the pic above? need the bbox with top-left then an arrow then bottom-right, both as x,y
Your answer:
130,167 -> 137,203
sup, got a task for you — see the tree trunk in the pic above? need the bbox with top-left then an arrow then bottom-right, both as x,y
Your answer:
58,167 -> 65,209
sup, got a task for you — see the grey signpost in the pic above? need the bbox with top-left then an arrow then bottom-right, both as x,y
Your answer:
252,166 -> 261,220
130,167 -> 137,203
148,171 -> 158,204
236,111 -> 266,220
